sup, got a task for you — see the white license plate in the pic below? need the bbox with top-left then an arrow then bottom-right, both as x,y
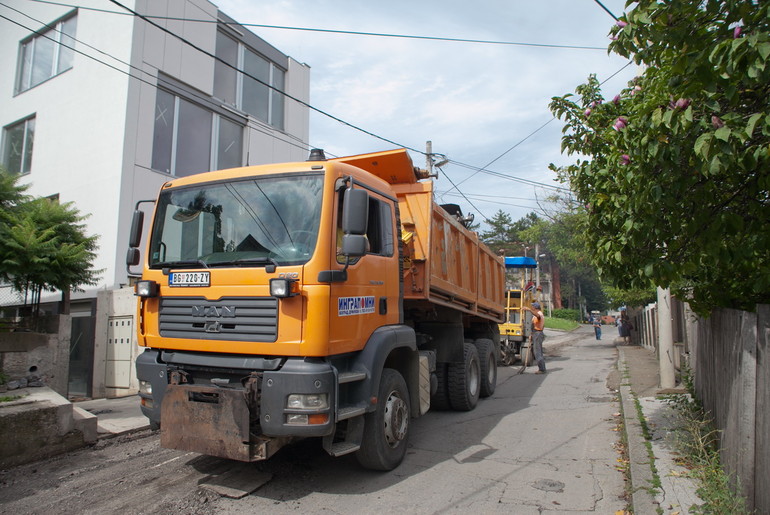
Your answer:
169,271 -> 210,287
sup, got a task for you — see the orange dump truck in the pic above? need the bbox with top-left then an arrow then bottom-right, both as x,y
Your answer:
127,148 -> 505,470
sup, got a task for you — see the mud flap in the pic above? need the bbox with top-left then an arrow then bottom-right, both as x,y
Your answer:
161,384 -> 290,462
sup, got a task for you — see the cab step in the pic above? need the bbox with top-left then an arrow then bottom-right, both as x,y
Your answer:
339,371 -> 367,383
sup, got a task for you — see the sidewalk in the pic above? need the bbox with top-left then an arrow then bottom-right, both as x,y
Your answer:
74,394 -> 149,438
616,341 -> 703,514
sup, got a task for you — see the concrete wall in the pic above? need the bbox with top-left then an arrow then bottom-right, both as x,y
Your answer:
0,315 -> 71,396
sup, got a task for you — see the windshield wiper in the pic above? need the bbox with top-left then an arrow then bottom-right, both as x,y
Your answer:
207,257 -> 279,269
153,260 -> 209,269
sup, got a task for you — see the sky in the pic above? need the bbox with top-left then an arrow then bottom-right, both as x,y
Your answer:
215,0 -> 638,231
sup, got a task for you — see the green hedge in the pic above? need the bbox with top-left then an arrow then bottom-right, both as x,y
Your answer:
552,308 -> 580,321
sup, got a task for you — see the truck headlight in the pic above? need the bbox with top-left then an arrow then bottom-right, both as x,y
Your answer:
134,280 -> 158,298
287,393 -> 328,409
270,278 -> 298,298
139,380 -> 152,395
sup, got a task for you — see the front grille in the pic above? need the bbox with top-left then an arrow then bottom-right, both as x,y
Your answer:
159,297 -> 278,342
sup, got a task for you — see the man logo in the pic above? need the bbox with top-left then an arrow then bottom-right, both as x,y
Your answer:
191,305 -> 236,318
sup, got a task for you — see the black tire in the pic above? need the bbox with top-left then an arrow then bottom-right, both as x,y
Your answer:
474,338 -> 497,398
356,368 -> 410,471
430,363 -> 451,410
522,343 -> 534,366
149,420 -> 160,431
448,343 -> 480,411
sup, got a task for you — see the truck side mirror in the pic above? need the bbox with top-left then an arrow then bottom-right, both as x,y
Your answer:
128,210 -> 144,248
342,188 -> 368,236
342,234 -> 367,257
126,247 -> 140,267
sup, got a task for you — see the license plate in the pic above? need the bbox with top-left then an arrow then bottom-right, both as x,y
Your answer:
169,271 -> 210,287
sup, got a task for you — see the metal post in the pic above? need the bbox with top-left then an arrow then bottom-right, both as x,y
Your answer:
657,286 -> 676,388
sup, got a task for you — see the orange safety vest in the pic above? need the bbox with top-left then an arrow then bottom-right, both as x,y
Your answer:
532,310 -> 545,331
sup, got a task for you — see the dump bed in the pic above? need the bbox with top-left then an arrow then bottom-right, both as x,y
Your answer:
395,181 -> 505,322
333,149 -> 505,323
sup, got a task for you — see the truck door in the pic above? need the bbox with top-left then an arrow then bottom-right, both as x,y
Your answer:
329,187 -> 400,354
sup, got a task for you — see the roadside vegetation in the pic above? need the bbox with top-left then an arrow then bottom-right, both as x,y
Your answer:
663,371 -> 749,514
544,317 -> 579,331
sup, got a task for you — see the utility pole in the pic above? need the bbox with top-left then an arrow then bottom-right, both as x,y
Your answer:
535,243 -> 540,303
657,286 -> 676,388
426,141 -> 433,175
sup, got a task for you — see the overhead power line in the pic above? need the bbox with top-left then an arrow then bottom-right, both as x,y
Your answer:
4,1 -> 624,223
29,0 -> 608,51
0,3 -> 312,154
592,0 -> 620,21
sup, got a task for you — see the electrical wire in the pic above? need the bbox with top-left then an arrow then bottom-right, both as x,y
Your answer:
0,3 -> 315,156
28,0 -> 610,51
592,0 -> 620,21
4,1 -> 627,223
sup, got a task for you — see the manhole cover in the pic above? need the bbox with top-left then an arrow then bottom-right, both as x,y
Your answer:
532,479 -> 565,493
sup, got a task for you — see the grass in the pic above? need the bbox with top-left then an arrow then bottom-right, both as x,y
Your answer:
545,317 -> 580,331
662,368 -> 750,514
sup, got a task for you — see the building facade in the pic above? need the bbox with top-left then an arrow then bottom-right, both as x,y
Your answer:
0,0 -> 311,398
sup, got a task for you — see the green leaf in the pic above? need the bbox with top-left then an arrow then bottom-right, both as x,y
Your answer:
714,126 -> 731,142
684,105 -> 693,122
694,133 -> 712,159
758,42 -> 770,60
746,113 -> 762,137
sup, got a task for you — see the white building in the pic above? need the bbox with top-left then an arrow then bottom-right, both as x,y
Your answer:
0,0 -> 311,398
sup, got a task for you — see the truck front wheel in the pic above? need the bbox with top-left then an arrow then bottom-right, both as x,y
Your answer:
356,368 -> 410,471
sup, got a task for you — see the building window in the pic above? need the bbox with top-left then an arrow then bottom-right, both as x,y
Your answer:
16,13 -> 77,94
151,90 -> 243,177
214,31 -> 286,130
2,116 -> 35,175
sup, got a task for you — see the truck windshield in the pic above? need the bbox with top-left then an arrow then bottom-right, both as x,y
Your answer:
148,174 -> 323,268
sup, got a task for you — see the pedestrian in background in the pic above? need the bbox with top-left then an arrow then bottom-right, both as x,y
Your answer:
528,302 -> 546,374
593,316 -> 602,340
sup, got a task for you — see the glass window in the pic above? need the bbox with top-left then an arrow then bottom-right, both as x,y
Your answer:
151,90 -> 243,176
16,14 -> 77,93
175,99 -> 212,177
217,117 -> 242,171
242,50 -> 270,122
149,174 -> 324,267
213,29 -> 286,130
151,90 -> 175,174
2,116 -> 35,175
213,31 -> 238,106
271,67 -> 285,130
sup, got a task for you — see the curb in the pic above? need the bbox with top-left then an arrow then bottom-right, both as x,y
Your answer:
618,346 -> 660,514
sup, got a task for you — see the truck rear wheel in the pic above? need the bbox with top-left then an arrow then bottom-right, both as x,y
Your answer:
448,343 -> 480,411
430,363 -> 451,410
474,338 -> 497,398
356,368 -> 410,471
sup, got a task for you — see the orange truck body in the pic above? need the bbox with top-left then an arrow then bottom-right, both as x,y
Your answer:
131,148 -> 504,470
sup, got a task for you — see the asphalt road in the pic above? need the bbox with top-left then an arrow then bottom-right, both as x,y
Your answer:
0,325 -> 626,514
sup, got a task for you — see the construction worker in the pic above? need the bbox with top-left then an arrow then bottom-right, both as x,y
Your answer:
528,301 -> 546,374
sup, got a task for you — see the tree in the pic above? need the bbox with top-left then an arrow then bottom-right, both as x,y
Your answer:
549,0 -> 770,314
522,206 -> 607,311
479,210 -> 539,256
0,169 -> 100,316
